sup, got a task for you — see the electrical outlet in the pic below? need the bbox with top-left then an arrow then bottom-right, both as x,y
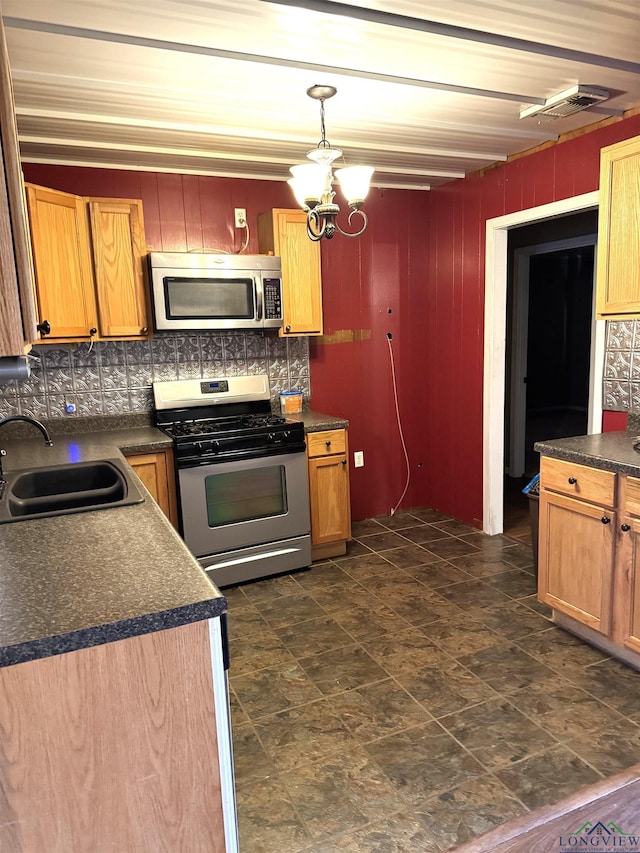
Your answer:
354,450 -> 364,468
234,208 -> 247,228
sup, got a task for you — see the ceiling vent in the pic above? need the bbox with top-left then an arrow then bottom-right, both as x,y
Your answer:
520,85 -> 610,119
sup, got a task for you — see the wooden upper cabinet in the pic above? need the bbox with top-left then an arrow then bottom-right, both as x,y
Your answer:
258,208 -> 323,336
25,184 -> 151,343
26,184 -> 98,341
596,134 -> 640,318
88,199 -> 150,338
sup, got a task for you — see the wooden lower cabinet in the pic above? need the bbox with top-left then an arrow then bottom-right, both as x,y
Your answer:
307,428 -> 351,559
539,456 -> 640,657
0,618 -> 235,852
124,447 -> 178,528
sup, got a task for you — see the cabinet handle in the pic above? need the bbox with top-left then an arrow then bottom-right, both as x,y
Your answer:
325,440 -> 332,448
140,327 -> 148,335
602,516 -> 611,524
622,523 -> 631,532
89,327 -> 97,336
37,319 -> 51,336
342,459 -> 347,465
568,477 -> 577,485
285,325 -> 291,333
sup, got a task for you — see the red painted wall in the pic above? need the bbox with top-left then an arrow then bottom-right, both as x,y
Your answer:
24,112 -> 640,525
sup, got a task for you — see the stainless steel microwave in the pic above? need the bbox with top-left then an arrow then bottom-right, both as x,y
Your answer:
149,252 -> 283,331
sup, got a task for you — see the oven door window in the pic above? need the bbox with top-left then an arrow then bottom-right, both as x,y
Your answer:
204,465 -> 287,527
164,277 -> 255,320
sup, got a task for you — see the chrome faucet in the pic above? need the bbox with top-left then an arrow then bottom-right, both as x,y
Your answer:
0,415 -> 53,485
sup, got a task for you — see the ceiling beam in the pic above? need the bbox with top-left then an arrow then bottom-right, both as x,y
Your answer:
4,16 -> 548,105
261,0 -> 640,75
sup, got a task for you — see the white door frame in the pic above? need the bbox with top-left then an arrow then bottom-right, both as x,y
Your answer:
508,234 -> 601,478
483,191 -> 599,535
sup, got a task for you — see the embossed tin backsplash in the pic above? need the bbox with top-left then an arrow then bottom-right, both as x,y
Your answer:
604,321 -> 640,412
0,332 -> 310,420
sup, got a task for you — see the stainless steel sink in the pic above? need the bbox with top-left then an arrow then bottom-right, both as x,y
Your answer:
0,459 -> 145,523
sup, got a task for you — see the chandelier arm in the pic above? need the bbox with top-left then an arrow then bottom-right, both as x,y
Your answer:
335,208 -> 368,239
307,208 -> 326,241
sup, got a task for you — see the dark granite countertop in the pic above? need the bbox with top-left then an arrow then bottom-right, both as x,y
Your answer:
0,425 -> 225,668
535,430 -> 640,477
286,410 -> 349,432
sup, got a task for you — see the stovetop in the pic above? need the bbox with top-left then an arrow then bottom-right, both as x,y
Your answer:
164,413 -> 288,440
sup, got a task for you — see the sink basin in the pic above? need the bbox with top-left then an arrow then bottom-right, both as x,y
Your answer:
0,459 -> 144,523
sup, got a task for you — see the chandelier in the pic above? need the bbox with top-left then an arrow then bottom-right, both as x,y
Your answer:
287,85 -> 374,241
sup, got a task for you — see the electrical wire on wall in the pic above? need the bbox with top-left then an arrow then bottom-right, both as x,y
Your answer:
386,332 -> 411,516
187,221 -> 250,254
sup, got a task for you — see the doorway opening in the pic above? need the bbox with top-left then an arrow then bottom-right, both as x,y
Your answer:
483,191 -> 602,536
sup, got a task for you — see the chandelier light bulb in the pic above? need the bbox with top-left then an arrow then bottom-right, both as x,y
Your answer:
335,166 -> 374,208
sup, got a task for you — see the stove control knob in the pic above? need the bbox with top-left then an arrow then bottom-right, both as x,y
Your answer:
268,432 -> 276,442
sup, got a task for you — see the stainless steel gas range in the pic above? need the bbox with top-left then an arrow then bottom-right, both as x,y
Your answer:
153,375 -> 311,587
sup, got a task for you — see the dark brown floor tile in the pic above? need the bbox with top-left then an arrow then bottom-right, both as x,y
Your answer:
337,552 -> 395,578
254,700 -> 357,773
298,643 -> 389,695
307,578 -> 377,610
232,661 -> 323,718
332,598 -> 412,642
439,697 -> 555,770
447,553 -> 519,579
282,746 -> 408,842
382,544 -> 442,569
409,507 -> 454,523
565,718 -> 640,776
409,774 -> 528,850
351,517 -> 388,537
501,542 -> 536,570
396,660 -> 498,718
292,561 -> 354,590
437,578 -> 512,611
237,776 -> 311,853
275,614 -> 355,658
485,568 -> 538,599
240,572 -> 305,603
232,722 -> 280,788
229,686 -> 250,726
360,627 -> 454,675
306,812 -> 435,853
401,560 -> 472,588
457,533 -> 522,557
520,594 -> 553,618
400,525 -> 454,545
423,537 -> 481,560
419,612 -> 503,657
229,622 -> 296,677
364,721 -> 485,804
472,600 -> 552,640
220,583 -> 251,608
227,603 -> 269,637
432,519 -> 478,537
363,572 -> 434,599
331,678 -> 433,742
516,626 -> 611,674
563,657 -> 640,716
507,672 -> 630,740
377,511 -> 426,531
335,539 -> 374,559
356,530 -> 416,552
495,745 -> 600,811
457,643 -> 557,693
385,588 -> 467,628
256,592 -> 328,629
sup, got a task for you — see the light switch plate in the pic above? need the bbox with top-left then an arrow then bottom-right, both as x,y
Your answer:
354,451 -> 364,468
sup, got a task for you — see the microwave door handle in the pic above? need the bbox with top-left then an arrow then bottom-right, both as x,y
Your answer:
255,279 -> 264,321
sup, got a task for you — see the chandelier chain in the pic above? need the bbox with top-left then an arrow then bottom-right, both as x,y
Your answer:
318,98 -> 330,149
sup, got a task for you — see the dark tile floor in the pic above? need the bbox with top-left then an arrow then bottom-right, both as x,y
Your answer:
224,508 -> 640,853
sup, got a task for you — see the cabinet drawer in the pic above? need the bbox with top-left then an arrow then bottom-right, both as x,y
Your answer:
540,457 -> 616,507
306,429 -> 346,458
625,476 -> 640,517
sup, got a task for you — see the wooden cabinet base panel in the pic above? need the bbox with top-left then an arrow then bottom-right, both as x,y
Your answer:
451,762 -> 640,853
552,610 -> 640,672
311,540 -> 348,560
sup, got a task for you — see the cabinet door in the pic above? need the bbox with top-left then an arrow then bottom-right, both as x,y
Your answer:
125,449 -> 178,528
596,135 -> 640,318
25,184 -> 98,341
308,453 -> 351,545
88,199 -> 151,339
258,208 -> 323,336
538,490 -> 615,634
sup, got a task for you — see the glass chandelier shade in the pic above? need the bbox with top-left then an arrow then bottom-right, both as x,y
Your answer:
288,86 -> 374,241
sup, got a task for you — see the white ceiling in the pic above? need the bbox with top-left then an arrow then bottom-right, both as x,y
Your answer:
2,0 -> 640,191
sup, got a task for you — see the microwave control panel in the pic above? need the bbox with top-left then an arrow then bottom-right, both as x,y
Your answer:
264,278 -> 283,320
